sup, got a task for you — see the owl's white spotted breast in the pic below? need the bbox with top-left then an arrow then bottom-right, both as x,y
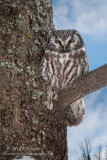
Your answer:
41,50 -> 88,89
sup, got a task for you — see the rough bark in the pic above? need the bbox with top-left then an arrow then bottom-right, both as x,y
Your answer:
0,1 -> 67,160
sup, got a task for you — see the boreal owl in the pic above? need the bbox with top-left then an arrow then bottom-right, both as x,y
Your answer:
41,30 -> 89,126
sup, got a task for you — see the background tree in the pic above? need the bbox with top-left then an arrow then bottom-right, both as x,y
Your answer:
80,139 -> 92,160
79,140 -> 107,160
94,145 -> 102,160
0,0 -> 107,160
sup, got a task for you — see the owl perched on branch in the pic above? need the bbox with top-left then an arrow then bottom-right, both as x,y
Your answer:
41,30 -> 89,126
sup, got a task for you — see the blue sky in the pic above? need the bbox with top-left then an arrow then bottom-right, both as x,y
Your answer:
52,0 -> 107,159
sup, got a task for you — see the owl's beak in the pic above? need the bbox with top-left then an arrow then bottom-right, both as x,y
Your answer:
63,45 -> 66,51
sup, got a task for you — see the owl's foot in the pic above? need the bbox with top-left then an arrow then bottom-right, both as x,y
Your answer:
66,97 -> 86,127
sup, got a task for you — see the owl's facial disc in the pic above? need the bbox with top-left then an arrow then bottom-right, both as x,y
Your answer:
47,30 -> 84,53
55,37 -> 76,52
53,37 -> 73,52
54,35 -> 81,52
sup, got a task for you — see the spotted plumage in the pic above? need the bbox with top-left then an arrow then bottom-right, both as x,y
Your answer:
41,29 -> 89,126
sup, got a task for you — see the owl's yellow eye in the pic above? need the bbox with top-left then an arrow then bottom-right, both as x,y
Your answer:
71,40 -> 74,43
68,39 -> 75,46
56,40 -> 61,44
68,39 -> 75,45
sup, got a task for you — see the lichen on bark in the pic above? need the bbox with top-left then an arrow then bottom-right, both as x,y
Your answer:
0,1 -> 68,160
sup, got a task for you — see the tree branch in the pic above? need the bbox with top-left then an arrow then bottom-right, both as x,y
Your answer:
54,64 -> 107,110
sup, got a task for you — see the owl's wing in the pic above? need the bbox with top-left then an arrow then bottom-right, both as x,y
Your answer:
82,53 -> 89,75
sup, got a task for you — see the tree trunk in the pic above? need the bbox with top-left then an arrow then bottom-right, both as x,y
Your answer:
0,1 -> 68,160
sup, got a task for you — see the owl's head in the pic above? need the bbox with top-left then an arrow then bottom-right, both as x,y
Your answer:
47,29 -> 85,53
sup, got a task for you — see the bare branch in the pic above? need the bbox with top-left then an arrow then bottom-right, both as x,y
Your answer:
54,64 -> 107,110
80,138 -> 92,160
94,145 -> 102,160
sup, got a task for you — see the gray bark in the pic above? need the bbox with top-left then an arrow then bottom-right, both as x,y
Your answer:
0,0 -> 67,160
